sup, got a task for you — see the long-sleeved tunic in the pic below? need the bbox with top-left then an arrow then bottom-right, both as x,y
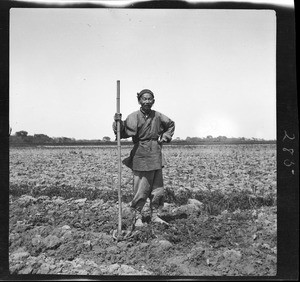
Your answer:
119,109 -> 175,171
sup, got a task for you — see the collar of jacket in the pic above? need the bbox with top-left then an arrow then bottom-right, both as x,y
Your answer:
140,107 -> 152,117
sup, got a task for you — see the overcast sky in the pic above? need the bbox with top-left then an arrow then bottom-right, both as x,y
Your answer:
10,7 -> 277,140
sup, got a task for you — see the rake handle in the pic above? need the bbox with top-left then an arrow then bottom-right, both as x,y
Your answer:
116,80 -> 122,237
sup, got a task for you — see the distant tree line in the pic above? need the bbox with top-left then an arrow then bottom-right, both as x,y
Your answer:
9,131 -> 110,146
9,130 -> 276,147
171,136 -> 276,145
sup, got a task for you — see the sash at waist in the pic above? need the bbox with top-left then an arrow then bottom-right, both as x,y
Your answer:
133,138 -> 158,144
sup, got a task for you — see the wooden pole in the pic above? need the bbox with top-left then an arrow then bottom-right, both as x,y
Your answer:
116,80 -> 122,237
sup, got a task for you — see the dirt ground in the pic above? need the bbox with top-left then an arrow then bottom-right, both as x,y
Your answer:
9,145 -> 277,277
9,194 -> 277,276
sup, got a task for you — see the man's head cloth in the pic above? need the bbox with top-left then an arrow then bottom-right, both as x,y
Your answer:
137,89 -> 154,100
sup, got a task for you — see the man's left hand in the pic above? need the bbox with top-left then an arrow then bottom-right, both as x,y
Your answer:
158,136 -> 168,144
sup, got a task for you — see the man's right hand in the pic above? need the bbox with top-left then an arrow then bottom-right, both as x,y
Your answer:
114,113 -> 122,121
113,113 -> 122,134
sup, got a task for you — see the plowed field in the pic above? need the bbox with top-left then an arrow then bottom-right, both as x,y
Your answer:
9,144 -> 277,276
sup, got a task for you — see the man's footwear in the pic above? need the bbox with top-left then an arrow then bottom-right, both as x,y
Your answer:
135,218 -> 144,227
152,215 -> 169,225
151,209 -> 169,225
132,209 -> 144,228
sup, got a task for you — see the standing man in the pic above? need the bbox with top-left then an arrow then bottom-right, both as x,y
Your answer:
113,89 -> 175,228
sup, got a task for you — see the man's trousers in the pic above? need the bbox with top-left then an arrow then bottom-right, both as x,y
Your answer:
130,169 -> 164,212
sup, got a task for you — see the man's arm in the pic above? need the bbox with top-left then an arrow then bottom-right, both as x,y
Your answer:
159,113 -> 175,143
113,112 -> 138,139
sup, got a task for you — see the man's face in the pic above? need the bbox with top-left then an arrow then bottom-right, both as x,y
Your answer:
139,93 -> 155,112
